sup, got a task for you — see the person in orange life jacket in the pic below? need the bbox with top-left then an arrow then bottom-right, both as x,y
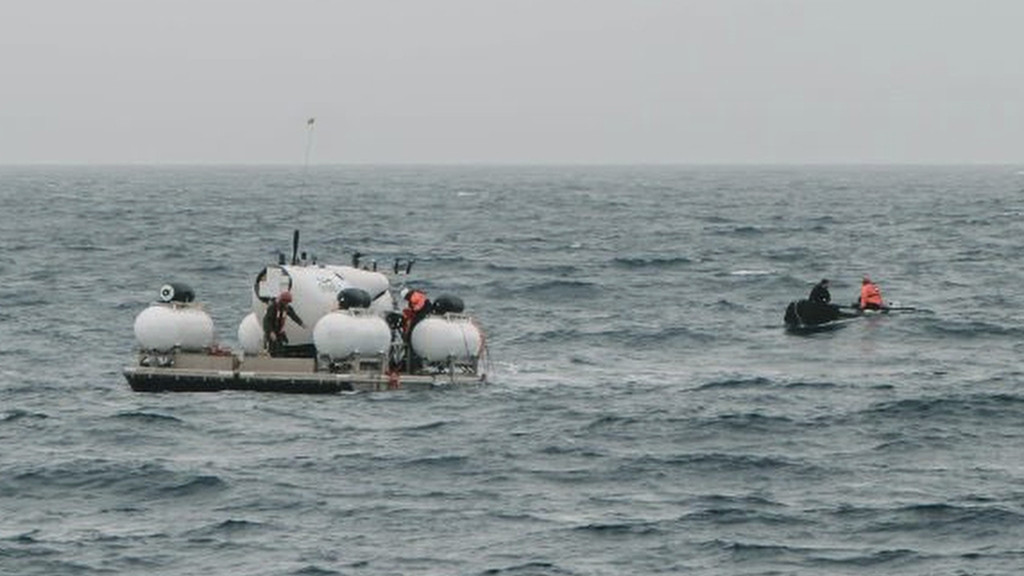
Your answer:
400,288 -> 431,339
263,291 -> 305,353
857,276 -> 884,310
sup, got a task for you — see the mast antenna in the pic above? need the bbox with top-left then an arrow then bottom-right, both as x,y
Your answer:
303,117 -> 316,183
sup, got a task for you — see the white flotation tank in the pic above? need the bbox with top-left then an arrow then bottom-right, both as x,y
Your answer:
237,312 -> 263,354
325,265 -> 390,301
410,315 -> 483,363
312,310 -> 392,359
249,264 -> 393,346
326,265 -> 394,315
134,303 -> 214,352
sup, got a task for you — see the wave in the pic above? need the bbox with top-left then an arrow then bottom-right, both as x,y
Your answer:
693,376 -> 774,391
1,409 -> 49,423
692,493 -> 784,509
183,518 -> 268,539
620,452 -> 809,475
693,412 -> 798,434
187,262 -> 233,274
765,246 -> 813,261
700,538 -> 822,562
508,324 -> 715,347
681,503 -> 809,527
1,292 -> 50,307
921,318 -> 1024,339
707,225 -> 767,237
829,502 -> 1024,539
290,567 -> 343,576
611,255 -> 694,269
539,443 -> 605,458
857,393 -> 1024,422
0,530 -> 43,545
871,503 -> 1024,532
708,299 -> 748,312
625,325 -> 717,346
700,539 -> 934,570
110,411 -> 184,425
483,262 -> 582,275
402,454 -> 470,469
582,413 -> 643,430
2,460 -> 227,501
401,420 -> 450,432
807,547 -> 925,568
478,561 -> 575,575
728,268 -> 777,276
158,474 -> 227,497
61,243 -> 112,253
783,380 -> 838,390
571,521 -> 663,536
517,279 -> 600,299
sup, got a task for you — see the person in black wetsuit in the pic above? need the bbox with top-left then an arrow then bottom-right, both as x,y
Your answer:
263,291 -> 304,355
808,278 -> 832,304
793,278 -> 840,325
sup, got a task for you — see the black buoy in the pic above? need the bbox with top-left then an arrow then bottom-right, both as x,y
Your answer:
159,282 -> 195,303
431,294 -> 464,315
337,287 -> 372,310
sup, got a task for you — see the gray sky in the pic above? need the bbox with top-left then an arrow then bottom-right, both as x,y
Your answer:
2,1 -> 1022,164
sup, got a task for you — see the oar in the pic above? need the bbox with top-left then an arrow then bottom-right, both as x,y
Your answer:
809,301 -> 920,313
827,303 -> 860,310
831,302 -> 917,312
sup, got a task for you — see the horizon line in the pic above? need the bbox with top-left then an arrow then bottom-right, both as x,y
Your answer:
1,161 -> 1021,168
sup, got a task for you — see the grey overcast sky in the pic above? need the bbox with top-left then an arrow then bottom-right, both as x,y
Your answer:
2,1 -> 1022,164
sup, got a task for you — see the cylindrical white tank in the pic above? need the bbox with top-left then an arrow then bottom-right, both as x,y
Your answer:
134,303 -> 215,352
313,311 -> 392,359
237,312 -> 263,354
325,265 -> 391,300
410,315 -> 483,363
251,264 -> 393,347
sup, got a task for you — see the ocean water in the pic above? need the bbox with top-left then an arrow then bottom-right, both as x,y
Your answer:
1,165 -> 1023,575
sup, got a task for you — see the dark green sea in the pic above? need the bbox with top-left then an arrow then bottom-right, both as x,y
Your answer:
2,165 -> 1023,575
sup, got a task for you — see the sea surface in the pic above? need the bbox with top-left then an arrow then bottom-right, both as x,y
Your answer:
1,165 -> 1023,575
